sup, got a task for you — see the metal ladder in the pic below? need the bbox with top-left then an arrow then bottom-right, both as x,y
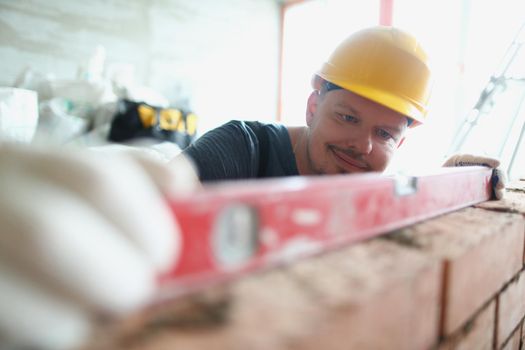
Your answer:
448,22 -> 525,177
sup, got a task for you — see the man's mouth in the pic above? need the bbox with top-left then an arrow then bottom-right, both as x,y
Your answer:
329,146 -> 369,172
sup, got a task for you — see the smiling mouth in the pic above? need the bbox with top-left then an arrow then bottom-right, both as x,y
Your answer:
329,147 -> 369,172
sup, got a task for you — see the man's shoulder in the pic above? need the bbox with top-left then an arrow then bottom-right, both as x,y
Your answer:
218,120 -> 288,136
224,119 -> 285,128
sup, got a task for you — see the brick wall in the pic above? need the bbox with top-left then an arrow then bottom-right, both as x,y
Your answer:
86,180 -> 525,350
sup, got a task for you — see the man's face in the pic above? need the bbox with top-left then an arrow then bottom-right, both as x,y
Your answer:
304,88 -> 408,175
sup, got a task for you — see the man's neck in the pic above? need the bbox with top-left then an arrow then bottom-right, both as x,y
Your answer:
286,126 -> 311,176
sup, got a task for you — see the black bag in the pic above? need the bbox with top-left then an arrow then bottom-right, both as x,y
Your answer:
108,99 -> 197,149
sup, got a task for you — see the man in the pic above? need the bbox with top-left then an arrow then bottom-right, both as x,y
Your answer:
183,26 -> 426,181
180,26 -> 504,200
0,26 -> 505,350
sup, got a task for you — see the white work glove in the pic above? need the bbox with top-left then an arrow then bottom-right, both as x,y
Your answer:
442,154 -> 506,200
0,142 -> 198,350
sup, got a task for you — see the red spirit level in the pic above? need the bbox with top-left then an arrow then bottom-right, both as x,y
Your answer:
157,167 -> 492,300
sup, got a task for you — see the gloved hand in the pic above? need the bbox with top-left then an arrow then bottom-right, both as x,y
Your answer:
442,154 -> 506,200
0,142 -> 198,350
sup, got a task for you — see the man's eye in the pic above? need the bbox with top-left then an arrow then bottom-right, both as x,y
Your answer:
341,114 -> 358,123
376,128 -> 394,140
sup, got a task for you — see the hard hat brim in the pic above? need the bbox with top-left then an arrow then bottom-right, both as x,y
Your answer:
318,73 -> 425,128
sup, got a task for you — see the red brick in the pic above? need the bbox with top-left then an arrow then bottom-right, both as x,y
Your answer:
109,270 -> 326,350
498,271 -> 525,347
286,239 -> 441,350
501,324 -> 521,350
387,207 -> 524,336
475,183 -> 525,266
437,300 -> 495,350
102,239 -> 441,350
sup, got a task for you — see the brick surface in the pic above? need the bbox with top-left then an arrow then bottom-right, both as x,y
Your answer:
437,300 -> 495,350
476,186 -> 525,216
95,239 -> 441,350
476,187 -> 525,263
285,239 -> 441,350
387,207 -> 524,336
498,270 -> 525,348
507,180 -> 525,191
501,324 -> 521,350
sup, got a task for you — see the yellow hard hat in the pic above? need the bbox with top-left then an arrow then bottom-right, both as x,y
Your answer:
316,26 -> 432,127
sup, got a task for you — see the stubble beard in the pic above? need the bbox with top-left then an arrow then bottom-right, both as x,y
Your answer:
305,134 -> 328,175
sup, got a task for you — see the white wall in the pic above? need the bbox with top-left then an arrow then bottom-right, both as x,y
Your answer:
0,0 -> 280,134
390,0 -> 525,174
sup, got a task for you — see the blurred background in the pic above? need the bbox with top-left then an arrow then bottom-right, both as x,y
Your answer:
1,0 -> 525,178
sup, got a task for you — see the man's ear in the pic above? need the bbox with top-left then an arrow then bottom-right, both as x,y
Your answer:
311,74 -> 323,90
306,90 -> 320,126
397,136 -> 406,148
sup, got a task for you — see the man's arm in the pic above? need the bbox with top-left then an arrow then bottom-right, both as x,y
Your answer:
0,142 -> 198,350
180,120 -> 261,182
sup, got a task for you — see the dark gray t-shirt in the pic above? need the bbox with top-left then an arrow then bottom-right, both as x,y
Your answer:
183,120 -> 299,182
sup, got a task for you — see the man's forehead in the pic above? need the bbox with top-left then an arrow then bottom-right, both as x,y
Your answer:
330,92 -> 410,129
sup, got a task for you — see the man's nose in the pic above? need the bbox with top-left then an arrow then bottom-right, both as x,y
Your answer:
347,130 -> 373,155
